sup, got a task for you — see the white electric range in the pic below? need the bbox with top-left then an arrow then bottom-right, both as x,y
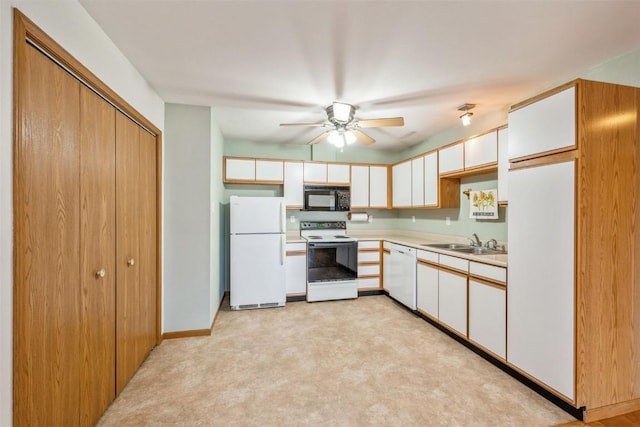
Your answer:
300,221 -> 358,302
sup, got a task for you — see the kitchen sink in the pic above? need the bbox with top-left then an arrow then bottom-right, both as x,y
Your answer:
450,247 -> 508,255
422,243 -> 507,255
422,243 -> 474,250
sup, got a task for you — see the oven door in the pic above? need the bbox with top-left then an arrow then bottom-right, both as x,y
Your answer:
306,241 -> 358,283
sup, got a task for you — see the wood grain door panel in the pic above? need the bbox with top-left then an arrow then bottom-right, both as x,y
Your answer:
139,128 -> 158,355
79,85 -> 116,426
115,111 -> 141,394
14,43 -> 81,426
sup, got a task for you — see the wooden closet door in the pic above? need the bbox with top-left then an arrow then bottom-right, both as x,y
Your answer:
79,86 -> 116,426
139,128 -> 158,354
14,44 -> 81,426
115,112 -> 142,394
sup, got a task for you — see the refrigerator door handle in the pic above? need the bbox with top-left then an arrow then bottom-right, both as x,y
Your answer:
280,200 -> 285,233
281,233 -> 286,266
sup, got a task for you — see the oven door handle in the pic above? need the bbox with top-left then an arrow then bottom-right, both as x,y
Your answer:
307,241 -> 356,249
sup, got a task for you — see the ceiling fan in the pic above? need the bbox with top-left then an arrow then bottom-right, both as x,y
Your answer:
280,101 -> 404,147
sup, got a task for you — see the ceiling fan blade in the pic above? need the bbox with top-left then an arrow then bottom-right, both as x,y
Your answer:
356,117 -> 404,128
307,130 -> 332,145
280,122 -> 327,127
352,129 -> 375,145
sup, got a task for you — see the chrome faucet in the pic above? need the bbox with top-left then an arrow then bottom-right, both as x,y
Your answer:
485,238 -> 498,249
470,233 -> 482,247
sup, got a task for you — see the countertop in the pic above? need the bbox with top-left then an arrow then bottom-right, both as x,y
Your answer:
286,230 -> 508,268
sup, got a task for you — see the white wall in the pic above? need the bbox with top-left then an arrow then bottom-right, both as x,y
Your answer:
164,104 -> 225,332
0,1 -> 164,424
210,114 -> 226,319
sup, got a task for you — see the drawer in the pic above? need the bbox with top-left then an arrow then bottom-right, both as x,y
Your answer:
469,261 -> 506,284
417,249 -> 438,264
439,254 -> 469,273
358,277 -> 380,289
286,242 -> 307,252
358,240 -> 380,250
358,251 -> 380,263
358,264 -> 380,276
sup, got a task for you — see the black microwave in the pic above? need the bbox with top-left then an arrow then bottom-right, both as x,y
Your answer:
303,185 -> 350,211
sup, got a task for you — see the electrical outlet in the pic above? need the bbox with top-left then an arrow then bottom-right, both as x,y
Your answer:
368,215 -> 373,223
412,215 -> 416,223
289,215 -> 295,223
445,216 -> 451,226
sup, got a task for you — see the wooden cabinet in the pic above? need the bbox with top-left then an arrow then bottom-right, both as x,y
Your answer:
506,79 -> 640,419
416,250 -> 439,319
224,156 -> 283,184
351,165 -> 389,209
468,262 -> 507,360
464,130 -> 497,170
284,161 -> 304,208
438,142 -> 464,175
14,36 -> 159,426
392,160 -> 412,207
303,162 -> 350,184
497,127 -> 509,205
508,85 -> 575,161
285,243 -> 307,295
357,240 -> 381,290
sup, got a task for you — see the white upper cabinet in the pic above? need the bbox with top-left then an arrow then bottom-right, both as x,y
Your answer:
369,165 -> 388,208
464,130 -> 497,170
392,160 -> 412,207
255,159 -> 283,182
497,127 -> 509,204
411,157 -> 424,207
303,162 -> 327,182
423,151 -> 438,207
284,161 -> 304,208
350,165 -> 370,208
439,143 -> 464,175
508,85 -> 576,161
225,158 -> 255,181
327,163 -> 350,184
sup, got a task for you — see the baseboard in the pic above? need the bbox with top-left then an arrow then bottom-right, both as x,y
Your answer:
583,398 -> 640,422
163,291 -> 228,340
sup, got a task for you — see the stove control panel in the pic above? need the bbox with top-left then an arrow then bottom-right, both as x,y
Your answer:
300,221 -> 347,231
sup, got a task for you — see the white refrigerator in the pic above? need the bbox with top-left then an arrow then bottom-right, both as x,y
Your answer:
230,196 -> 287,310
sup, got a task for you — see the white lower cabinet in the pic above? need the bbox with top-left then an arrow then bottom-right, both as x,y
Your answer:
417,259 -> 439,319
438,268 -> 468,336
285,242 -> 306,295
469,279 -> 506,359
382,245 -> 391,291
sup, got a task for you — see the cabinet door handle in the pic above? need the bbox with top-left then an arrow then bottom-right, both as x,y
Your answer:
95,268 -> 106,279
127,258 -> 135,267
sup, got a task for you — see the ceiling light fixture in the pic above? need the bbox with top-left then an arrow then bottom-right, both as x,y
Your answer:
457,103 -> 476,126
327,129 -> 357,148
328,102 -> 355,124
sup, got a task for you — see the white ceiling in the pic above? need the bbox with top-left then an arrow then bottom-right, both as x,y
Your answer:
79,0 -> 640,151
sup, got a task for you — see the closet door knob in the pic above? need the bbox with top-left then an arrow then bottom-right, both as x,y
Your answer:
95,269 -> 106,279
127,258 -> 135,267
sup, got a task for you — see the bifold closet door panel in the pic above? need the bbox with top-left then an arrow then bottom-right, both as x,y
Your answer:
139,128 -> 158,354
115,111 -> 142,394
14,44 -> 82,426
79,85 -> 117,426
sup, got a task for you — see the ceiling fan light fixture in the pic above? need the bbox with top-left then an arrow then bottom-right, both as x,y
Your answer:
344,130 -> 357,145
329,102 -> 355,124
327,130 -> 344,147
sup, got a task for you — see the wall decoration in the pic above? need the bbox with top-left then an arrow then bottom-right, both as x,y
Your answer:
469,189 -> 499,219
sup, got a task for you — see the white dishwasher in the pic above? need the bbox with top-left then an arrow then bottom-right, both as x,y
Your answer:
387,243 -> 417,310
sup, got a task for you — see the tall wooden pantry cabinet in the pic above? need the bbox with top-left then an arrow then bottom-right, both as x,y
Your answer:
13,10 -> 161,426
507,79 -> 640,421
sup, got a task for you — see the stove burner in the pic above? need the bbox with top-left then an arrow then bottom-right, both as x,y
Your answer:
333,235 -> 350,239
307,236 -> 322,239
